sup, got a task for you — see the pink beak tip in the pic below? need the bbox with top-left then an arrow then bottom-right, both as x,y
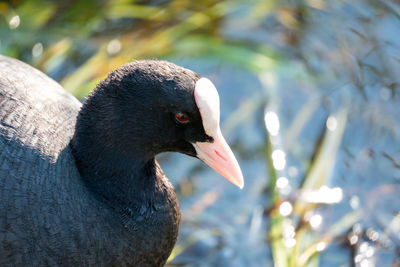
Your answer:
238,182 -> 244,190
225,170 -> 244,189
235,175 -> 245,190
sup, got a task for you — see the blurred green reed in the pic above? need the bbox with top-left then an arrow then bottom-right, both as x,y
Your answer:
265,104 -> 363,267
254,43 -> 366,264
0,0 -> 280,99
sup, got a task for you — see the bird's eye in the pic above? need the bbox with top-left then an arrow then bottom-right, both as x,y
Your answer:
175,112 -> 190,124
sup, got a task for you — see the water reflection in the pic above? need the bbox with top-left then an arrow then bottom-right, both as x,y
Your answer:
309,214 -> 322,229
355,242 -> 375,267
9,15 -> 20,29
272,149 -> 286,170
107,39 -> 122,55
350,195 -> 360,210
326,116 -> 337,131
276,176 -> 288,189
32,43 -> 43,58
316,241 -> 326,252
276,176 -> 291,196
284,238 -> 296,248
279,201 -> 293,216
264,111 -> 280,136
301,186 -> 343,204
282,219 -> 296,248
366,228 -> 379,242
348,232 -> 359,245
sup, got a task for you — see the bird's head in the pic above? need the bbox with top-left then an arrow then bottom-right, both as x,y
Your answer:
78,60 -> 243,189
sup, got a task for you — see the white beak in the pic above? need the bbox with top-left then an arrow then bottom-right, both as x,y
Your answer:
193,77 -> 244,189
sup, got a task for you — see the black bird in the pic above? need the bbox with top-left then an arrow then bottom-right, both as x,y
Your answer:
0,55 -> 243,266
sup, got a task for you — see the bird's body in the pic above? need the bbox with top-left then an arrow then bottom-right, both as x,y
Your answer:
0,56 -> 242,266
0,56 -> 179,266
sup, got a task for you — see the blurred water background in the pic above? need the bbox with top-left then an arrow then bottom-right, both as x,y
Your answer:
1,0 -> 400,266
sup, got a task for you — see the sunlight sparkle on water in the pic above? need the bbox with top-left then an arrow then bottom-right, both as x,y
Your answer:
282,219 -> 296,249
107,39 -> 122,55
264,111 -> 280,136
9,15 -> 20,29
309,214 -> 323,229
272,149 -> 286,170
32,43 -> 43,58
316,241 -> 326,252
302,186 -> 343,204
350,195 -> 360,209
360,259 -> 374,267
355,254 -> 362,263
366,228 -> 379,242
348,233 -> 359,245
276,176 -> 289,189
360,259 -> 369,267
353,223 -> 362,235
279,201 -> 293,216
282,219 -> 296,239
365,246 -> 375,257
353,241 -> 376,266
284,238 -> 296,248
326,116 -> 337,131
355,242 -> 375,267
360,242 -> 368,253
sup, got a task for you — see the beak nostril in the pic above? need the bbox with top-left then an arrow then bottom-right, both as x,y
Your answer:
214,150 -> 227,161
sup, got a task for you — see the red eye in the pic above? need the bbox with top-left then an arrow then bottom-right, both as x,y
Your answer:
175,112 -> 190,123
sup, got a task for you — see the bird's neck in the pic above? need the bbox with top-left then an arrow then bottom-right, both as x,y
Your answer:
71,134 -> 181,258
70,97 -> 162,208
70,130 -> 181,226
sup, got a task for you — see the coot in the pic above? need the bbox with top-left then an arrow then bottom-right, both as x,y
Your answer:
0,55 -> 243,266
